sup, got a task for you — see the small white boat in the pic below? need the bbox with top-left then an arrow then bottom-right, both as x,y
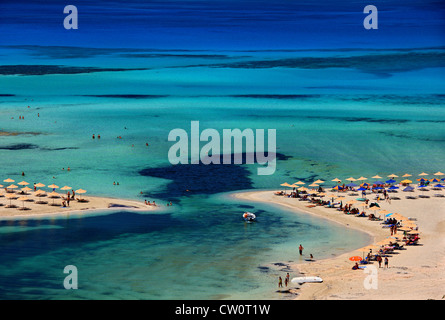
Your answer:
243,212 -> 256,222
291,276 -> 323,284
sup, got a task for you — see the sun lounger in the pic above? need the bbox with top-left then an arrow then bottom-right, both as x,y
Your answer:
418,195 -> 430,198
406,196 -> 417,199
434,194 -> 444,197
77,198 -> 89,203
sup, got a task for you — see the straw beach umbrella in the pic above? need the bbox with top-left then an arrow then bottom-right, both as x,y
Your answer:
75,189 -> 87,197
6,184 -> 18,192
18,181 -> 29,186
3,178 -> 14,183
5,193 -> 17,207
48,184 -> 59,189
280,182 -> 292,194
21,186 -> 32,194
17,196 -> 30,210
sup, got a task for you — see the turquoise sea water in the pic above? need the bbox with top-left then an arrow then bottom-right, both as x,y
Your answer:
1,46 -> 444,299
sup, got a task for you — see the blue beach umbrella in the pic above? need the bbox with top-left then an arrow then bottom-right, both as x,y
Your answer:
434,184 -> 445,188
403,186 -> 414,192
374,181 -> 384,185
386,179 -> 396,184
346,183 -> 358,187
388,186 -> 399,190
357,187 -> 367,191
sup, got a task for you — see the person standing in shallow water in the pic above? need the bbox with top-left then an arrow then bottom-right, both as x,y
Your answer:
299,244 -> 304,255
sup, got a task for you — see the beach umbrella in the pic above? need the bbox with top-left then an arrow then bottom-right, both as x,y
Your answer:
21,186 -> 32,193
61,186 -> 72,191
18,181 -> 29,186
385,179 -> 396,184
294,181 -> 306,185
48,191 -> 59,205
75,189 -> 87,201
401,179 -> 412,184
357,177 -> 368,181
418,172 -> 429,176
314,179 -> 325,184
349,256 -> 362,261
309,183 -> 319,188
3,178 -> 14,183
35,183 -> 45,188
372,175 -> 382,179
434,171 -> 444,177
7,184 -> 18,192
5,193 -> 17,206
47,184 -> 59,189
403,186 -> 414,192
434,184 -> 445,188
387,174 -> 398,178
280,182 -> 292,193
379,210 -> 391,215
35,189 -> 46,196
388,185 -> 399,190
298,187 -> 309,192
373,181 -> 384,185
333,185 -> 342,191
346,182 -> 358,187
402,174 -> 412,177
357,187 -> 367,191
17,196 -> 29,209
48,191 -> 60,197
346,177 -> 357,181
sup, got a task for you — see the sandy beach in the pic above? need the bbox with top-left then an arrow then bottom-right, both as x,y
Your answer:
0,191 -> 157,219
234,187 -> 445,300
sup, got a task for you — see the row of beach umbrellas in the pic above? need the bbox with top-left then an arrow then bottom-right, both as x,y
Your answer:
281,172 -> 445,191
1,178 -> 87,208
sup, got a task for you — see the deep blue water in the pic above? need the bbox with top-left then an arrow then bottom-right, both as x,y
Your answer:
1,0 -> 444,50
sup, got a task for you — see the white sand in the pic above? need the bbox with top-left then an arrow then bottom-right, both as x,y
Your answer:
0,192 -> 157,219
233,187 -> 445,300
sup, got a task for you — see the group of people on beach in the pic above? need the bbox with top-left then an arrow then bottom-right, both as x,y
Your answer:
278,273 -> 291,288
61,190 -> 76,207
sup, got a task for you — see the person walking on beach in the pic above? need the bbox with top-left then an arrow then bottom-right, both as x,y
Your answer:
377,255 -> 382,268
384,257 -> 389,268
299,244 -> 304,256
278,277 -> 283,288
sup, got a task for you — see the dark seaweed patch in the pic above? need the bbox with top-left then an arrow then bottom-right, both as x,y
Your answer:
0,143 -> 38,150
0,65 -> 147,76
139,152 -> 290,200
